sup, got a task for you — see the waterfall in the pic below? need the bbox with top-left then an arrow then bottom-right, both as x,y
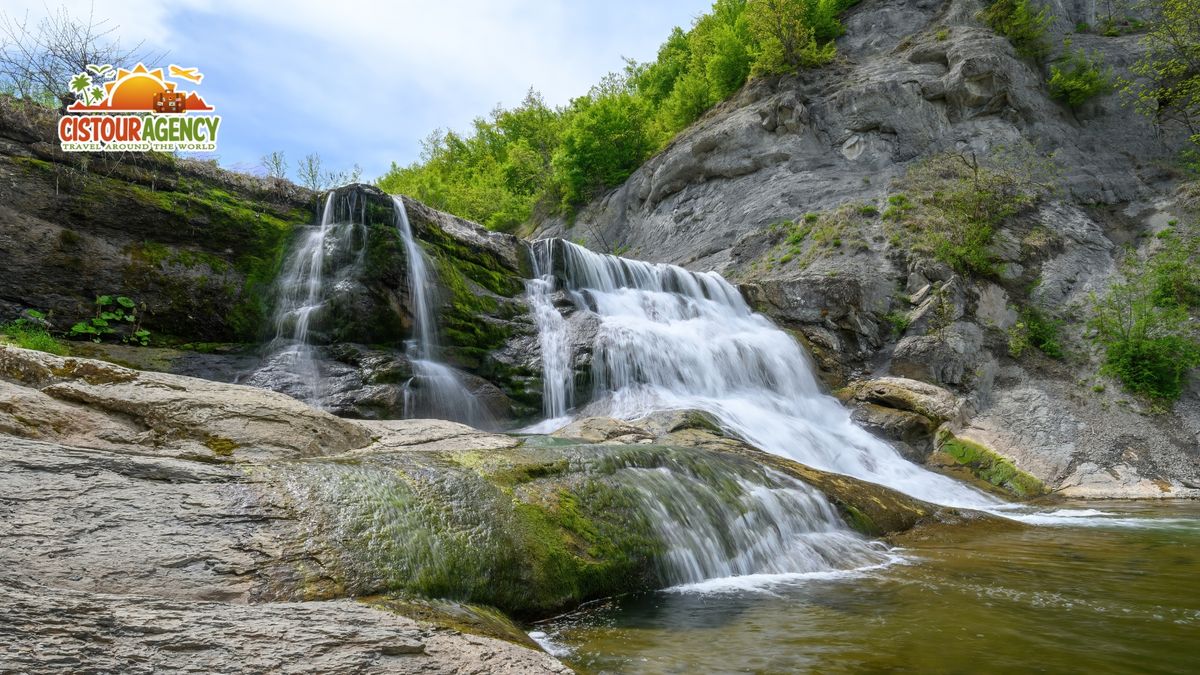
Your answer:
526,244 -> 573,427
258,192 -> 367,406
624,464 -> 892,587
252,190 -> 491,427
527,239 -> 995,509
391,196 -> 495,429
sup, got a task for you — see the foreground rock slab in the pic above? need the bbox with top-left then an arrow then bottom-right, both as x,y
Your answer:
0,581 -> 568,675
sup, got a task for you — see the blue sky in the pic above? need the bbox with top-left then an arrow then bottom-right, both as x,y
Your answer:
6,0 -> 713,180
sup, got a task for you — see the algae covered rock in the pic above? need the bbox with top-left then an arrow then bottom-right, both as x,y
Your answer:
558,411 -> 981,538
0,101 -> 313,342
929,428 -> 1047,499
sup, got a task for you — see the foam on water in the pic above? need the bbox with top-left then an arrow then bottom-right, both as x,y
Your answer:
527,239 -> 995,510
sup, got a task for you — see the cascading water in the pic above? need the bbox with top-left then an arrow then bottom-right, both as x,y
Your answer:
254,190 -> 490,428
258,193 -> 367,406
391,196 -> 495,429
525,244 -> 574,430
527,239 -> 996,510
623,463 -> 892,588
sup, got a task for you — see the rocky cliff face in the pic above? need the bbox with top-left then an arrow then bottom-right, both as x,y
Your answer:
0,100 -> 545,421
0,98 -> 315,342
533,0 -> 1200,498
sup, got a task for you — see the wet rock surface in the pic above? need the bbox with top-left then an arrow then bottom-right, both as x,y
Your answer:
0,346 -> 985,671
0,346 -> 570,673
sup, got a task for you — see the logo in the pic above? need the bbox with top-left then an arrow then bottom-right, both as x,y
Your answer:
57,63 -> 220,152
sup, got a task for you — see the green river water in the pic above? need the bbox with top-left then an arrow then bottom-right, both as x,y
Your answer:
534,501 -> 1200,674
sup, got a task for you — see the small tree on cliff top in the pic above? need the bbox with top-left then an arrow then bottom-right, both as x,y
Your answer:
1125,0 -> 1200,169
0,3 -> 163,109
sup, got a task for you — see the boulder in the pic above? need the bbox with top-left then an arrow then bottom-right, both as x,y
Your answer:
0,345 -> 371,460
839,376 -> 966,426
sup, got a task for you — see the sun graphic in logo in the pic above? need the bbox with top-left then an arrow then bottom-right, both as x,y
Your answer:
106,64 -> 172,110
67,63 -> 214,113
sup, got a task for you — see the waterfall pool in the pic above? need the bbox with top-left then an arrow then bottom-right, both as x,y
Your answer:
530,500 -> 1200,674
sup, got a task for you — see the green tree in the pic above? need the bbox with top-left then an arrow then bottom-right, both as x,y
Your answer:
745,0 -> 837,75
552,78 -> 655,207
706,21 -> 753,100
981,0 -> 1052,61
379,0 -> 859,229
1049,42 -> 1112,108
1126,0 -> 1200,168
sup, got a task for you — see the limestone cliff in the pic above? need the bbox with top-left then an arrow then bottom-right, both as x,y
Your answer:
533,0 -> 1200,498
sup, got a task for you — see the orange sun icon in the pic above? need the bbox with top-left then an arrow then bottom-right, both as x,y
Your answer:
67,62 -> 214,113
105,64 -> 171,111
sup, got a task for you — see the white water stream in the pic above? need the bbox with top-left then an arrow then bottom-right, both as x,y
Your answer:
527,239 -> 996,510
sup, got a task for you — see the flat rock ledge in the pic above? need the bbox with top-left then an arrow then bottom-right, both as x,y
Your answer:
0,346 -> 569,673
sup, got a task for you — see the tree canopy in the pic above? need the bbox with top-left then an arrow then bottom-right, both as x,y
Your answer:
378,0 -> 855,231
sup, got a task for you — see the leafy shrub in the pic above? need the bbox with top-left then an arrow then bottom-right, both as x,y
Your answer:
1009,306 -> 1063,358
1091,273 -> 1200,401
888,146 -> 1058,276
1007,321 -> 1030,357
1048,44 -> 1112,108
1147,228 -> 1200,307
70,295 -> 151,345
981,0 -> 1052,61
0,313 -> 68,355
885,310 -> 912,337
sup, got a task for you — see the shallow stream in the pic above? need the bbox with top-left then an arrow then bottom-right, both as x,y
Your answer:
533,501 -> 1200,674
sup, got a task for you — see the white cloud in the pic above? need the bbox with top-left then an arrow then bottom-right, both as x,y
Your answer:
3,0 -> 712,177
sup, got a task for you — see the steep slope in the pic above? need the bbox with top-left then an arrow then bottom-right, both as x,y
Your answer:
534,0 -> 1200,497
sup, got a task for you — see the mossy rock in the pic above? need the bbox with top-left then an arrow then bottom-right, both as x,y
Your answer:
363,595 -> 542,649
266,435 -> 959,621
269,443 -> 664,620
930,429 -> 1046,499
650,426 -> 945,537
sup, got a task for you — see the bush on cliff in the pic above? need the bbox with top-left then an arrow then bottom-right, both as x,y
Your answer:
1091,234 -> 1200,401
888,145 -> 1058,276
1049,43 -> 1112,109
981,0 -> 1052,61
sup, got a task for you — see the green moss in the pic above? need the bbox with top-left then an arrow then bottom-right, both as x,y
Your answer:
935,431 -> 1045,498
841,504 -> 878,536
415,217 -> 526,296
277,451 -> 668,620
489,459 -> 571,486
434,251 -> 514,354
0,321 -> 69,356
203,435 -> 238,457
11,155 -> 55,173
40,165 -> 309,342
47,359 -> 137,385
